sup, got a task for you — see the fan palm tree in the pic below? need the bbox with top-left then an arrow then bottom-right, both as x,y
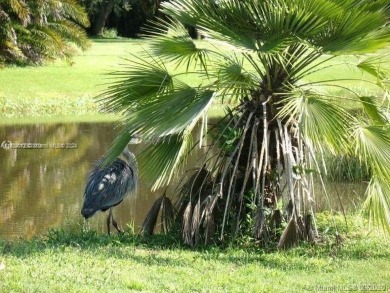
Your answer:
102,0 -> 390,247
0,0 -> 90,65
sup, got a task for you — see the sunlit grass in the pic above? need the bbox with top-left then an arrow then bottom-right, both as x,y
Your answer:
0,39 -> 388,119
0,213 -> 389,292
0,114 -> 119,125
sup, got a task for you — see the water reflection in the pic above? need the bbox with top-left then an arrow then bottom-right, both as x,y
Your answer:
0,122 -> 367,240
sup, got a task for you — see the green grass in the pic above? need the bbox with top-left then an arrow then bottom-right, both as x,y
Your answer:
1,39 -> 388,119
0,113 -> 119,125
0,39 -> 145,118
1,214 -> 389,292
0,38 -> 214,119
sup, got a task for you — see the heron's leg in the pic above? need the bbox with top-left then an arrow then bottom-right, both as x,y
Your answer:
111,211 -> 123,234
107,208 -> 112,235
83,218 -> 90,233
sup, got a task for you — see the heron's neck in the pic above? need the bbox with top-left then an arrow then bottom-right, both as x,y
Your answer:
121,148 -> 137,171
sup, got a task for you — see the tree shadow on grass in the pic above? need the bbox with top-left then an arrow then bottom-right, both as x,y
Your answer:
1,228 -> 389,270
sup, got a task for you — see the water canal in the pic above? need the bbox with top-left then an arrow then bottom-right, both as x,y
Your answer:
0,122 -> 367,240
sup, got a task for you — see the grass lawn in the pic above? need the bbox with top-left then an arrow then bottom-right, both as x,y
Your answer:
1,38 -> 388,120
0,39 -> 143,100
0,214 -> 389,292
0,39 -> 145,118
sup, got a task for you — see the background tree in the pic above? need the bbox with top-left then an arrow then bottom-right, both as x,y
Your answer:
0,0 -> 90,65
102,0 -> 390,247
80,0 -> 128,36
81,0 -> 163,37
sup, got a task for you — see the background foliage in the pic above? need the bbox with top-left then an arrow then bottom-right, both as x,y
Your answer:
0,0 -> 90,65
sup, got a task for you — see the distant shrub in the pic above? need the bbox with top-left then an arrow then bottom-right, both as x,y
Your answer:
102,28 -> 119,39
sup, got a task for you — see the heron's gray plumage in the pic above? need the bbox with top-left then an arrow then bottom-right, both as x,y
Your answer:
81,146 -> 138,223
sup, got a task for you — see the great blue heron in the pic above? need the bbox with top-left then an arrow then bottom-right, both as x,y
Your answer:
81,145 -> 138,234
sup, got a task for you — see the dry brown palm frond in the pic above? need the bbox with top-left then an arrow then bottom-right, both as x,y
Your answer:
140,193 -> 174,236
203,195 -> 218,245
175,167 -> 213,210
253,207 -> 265,240
161,195 -> 175,234
191,198 -> 201,246
303,214 -> 314,242
193,194 -> 221,246
277,216 -> 300,249
182,202 -> 193,245
140,195 -> 164,236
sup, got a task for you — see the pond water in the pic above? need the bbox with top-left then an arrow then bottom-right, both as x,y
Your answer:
0,122 -> 367,241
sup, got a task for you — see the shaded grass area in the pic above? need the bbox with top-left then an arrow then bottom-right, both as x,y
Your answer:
1,214 -> 389,292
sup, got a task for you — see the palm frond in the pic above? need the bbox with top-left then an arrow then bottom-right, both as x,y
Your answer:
48,20 -> 89,50
352,124 -> 390,177
314,7 -> 390,53
102,84 -> 215,187
9,0 -> 30,25
212,53 -> 259,103
161,0 -> 259,51
356,56 -> 389,89
121,86 -> 215,139
60,0 -> 90,27
143,18 -> 210,72
244,0 -> 332,51
139,132 -> 193,190
359,96 -> 387,125
100,56 -> 174,113
101,129 -> 133,167
278,93 -> 351,154
363,176 -> 390,234
0,0 -> 89,64
140,193 -> 175,235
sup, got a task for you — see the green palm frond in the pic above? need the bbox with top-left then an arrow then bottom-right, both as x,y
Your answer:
363,176 -> 390,234
161,0 -> 259,51
359,96 -> 388,125
121,86 -> 215,139
101,129 -> 133,167
352,124 -> 390,177
162,0 -> 390,55
353,121 -> 390,234
48,20 -> 89,50
213,53 -> 259,102
278,44 -> 323,81
244,0 -> 331,52
356,56 -> 389,89
139,131 -> 194,190
31,26 -> 70,59
143,19 -> 210,72
103,86 -> 215,186
279,93 -> 351,154
60,0 -> 90,27
9,0 -> 30,25
0,0 -> 89,64
101,57 -> 174,113
314,7 -> 390,53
